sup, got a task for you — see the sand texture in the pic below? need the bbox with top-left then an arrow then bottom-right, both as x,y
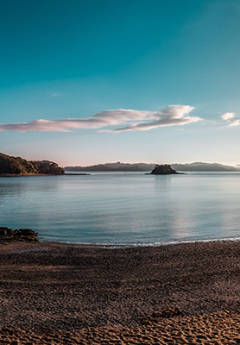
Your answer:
0,240 -> 240,344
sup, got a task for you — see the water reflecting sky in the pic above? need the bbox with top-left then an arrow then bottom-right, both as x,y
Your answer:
1,172 -> 240,244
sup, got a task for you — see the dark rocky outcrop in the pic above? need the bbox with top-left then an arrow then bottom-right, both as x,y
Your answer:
0,153 -> 64,175
0,227 -> 39,243
150,164 -> 178,175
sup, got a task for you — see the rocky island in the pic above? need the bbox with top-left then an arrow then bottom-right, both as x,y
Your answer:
150,164 -> 178,175
0,152 -> 64,176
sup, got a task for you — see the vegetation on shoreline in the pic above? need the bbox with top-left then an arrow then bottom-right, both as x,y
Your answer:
0,153 -> 64,175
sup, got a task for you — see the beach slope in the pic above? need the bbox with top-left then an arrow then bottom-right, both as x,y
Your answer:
0,240 -> 240,343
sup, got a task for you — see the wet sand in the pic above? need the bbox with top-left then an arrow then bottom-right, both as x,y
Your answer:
0,240 -> 240,344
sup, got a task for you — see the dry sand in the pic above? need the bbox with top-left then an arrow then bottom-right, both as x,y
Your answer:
0,240 -> 240,344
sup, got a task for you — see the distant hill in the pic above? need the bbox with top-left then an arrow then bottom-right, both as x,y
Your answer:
172,162 -> 239,172
64,162 -> 155,172
65,161 -> 240,172
0,153 -> 64,175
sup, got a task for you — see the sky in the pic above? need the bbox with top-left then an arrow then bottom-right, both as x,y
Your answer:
0,0 -> 240,166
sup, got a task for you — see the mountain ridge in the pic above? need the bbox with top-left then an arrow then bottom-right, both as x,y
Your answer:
65,162 -> 240,172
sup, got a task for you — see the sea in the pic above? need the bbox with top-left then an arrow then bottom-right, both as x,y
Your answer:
1,171 -> 240,245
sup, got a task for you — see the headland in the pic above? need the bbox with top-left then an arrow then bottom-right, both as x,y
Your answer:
0,152 -> 64,176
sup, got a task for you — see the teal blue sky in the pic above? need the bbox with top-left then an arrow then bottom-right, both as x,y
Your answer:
1,0 -> 240,166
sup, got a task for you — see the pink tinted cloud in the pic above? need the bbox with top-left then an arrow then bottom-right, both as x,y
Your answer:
229,119 -> 240,127
0,106 -> 202,133
221,112 -> 235,121
101,105 -> 202,132
221,112 -> 240,126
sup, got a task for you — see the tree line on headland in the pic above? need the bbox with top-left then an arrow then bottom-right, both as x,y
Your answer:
0,153 -> 64,175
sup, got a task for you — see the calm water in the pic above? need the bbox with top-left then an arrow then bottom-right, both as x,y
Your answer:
1,172 -> 240,245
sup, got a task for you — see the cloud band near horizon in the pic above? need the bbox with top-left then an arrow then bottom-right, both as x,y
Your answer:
0,105 -> 202,133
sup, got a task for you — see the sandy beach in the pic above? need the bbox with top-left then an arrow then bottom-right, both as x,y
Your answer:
1,240 -> 240,344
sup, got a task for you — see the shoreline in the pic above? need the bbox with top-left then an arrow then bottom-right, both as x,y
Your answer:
0,173 -> 65,177
37,235 -> 240,249
0,173 -> 89,177
1,239 -> 240,344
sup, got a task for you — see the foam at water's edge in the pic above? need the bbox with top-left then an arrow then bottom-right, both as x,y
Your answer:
40,236 -> 240,249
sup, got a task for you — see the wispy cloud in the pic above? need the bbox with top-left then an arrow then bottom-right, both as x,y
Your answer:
221,112 -> 240,126
47,92 -> 62,98
0,105 -> 202,133
101,105 -> 202,132
229,119 -> 240,127
221,112 -> 235,121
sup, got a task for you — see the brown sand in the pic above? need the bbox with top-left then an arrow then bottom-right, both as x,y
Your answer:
0,240 -> 240,344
